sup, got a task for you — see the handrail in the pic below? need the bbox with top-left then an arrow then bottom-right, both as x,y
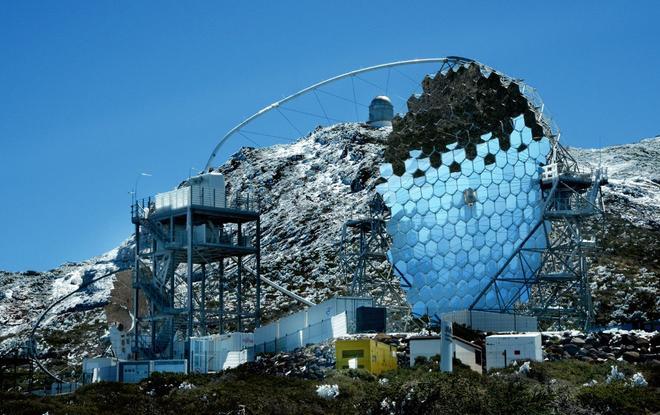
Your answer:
29,268 -> 130,384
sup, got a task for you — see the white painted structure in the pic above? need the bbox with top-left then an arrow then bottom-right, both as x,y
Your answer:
83,358 -> 188,384
254,312 -> 347,354
409,336 -> 483,373
190,332 -> 254,373
253,296 -> 371,353
440,320 -> 453,373
82,358 -> 118,383
155,172 -> 226,212
109,325 -> 131,360
485,332 -> 542,370
441,310 -> 538,333
152,359 -> 188,374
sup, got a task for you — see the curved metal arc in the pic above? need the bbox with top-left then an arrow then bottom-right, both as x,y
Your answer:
29,268 -> 129,384
204,57 -> 474,170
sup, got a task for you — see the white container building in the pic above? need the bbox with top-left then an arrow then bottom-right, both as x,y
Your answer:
485,332 -> 543,370
190,332 -> 254,373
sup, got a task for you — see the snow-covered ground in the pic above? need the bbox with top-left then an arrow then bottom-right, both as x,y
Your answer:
570,136 -> 660,227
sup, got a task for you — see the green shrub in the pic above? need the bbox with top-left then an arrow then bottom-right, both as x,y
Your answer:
577,383 -> 660,415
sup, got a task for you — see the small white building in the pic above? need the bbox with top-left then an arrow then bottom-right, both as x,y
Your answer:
82,358 -> 188,384
409,335 -> 483,373
82,357 -> 119,383
190,332 -> 254,373
485,332 -> 542,370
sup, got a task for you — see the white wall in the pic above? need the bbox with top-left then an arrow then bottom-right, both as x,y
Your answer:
442,310 -> 537,332
485,333 -> 542,370
190,332 -> 254,373
455,341 -> 482,373
253,295 -> 369,351
410,338 -> 441,366
152,359 -> 188,374
409,337 -> 482,373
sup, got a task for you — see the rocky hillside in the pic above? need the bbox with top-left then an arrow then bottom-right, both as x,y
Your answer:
570,136 -> 660,327
0,128 -> 658,370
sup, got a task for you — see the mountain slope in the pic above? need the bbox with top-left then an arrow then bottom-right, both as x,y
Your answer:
0,128 -> 658,364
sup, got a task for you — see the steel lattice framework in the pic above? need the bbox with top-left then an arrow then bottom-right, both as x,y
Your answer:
205,57 -> 603,330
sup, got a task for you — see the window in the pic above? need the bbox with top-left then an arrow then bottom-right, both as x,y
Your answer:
342,350 -> 364,358
514,350 -> 521,355
475,350 -> 482,365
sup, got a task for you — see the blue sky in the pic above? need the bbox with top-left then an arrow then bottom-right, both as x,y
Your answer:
1,1 -> 658,271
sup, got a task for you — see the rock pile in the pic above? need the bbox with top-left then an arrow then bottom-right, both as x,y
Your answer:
543,330 -> 660,365
241,342 -> 337,380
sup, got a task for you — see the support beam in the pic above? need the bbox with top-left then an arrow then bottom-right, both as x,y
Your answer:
237,223 -> 243,332
133,222 -> 140,359
255,218 -> 261,327
219,259 -> 224,334
186,201 -> 194,338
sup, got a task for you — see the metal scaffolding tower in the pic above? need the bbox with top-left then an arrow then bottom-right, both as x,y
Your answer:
339,195 -> 413,329
131,180 -> 261,359
470,143 -> 608,330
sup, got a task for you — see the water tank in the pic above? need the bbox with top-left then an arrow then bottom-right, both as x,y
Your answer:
367,96 -> 394,127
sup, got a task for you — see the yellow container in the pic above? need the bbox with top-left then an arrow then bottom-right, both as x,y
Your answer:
335,339 -> 397,375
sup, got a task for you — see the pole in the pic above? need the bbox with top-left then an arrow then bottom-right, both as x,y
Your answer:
219,259 -> 225,334
237,223 -> 243,332
201,263 -> 207,336
255,218 -> 261,327
440,320 -> 453,373
186,188 -> 194,339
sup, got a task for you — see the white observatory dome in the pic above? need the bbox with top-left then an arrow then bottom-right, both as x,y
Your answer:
367,95 -> 394,127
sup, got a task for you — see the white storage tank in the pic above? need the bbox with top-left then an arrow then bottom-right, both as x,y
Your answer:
485,332 -> 542,371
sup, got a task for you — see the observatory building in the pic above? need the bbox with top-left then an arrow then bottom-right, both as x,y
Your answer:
367,96 -> 394,127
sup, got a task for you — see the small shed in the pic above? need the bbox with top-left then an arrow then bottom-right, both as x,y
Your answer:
409,335 -> 483,373
82,357 -> 118,384
335,339 -> 397,375
118,361 -> 151,383
485,332 -> 542,370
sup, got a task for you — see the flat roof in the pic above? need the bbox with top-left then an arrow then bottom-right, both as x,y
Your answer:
409,335 -> 481,350
486,332 -> 541,339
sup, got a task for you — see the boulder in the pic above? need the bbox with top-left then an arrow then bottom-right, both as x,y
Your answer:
622,351 -> 640,363
563,344 -> 579,356
571,337 -> 586,346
